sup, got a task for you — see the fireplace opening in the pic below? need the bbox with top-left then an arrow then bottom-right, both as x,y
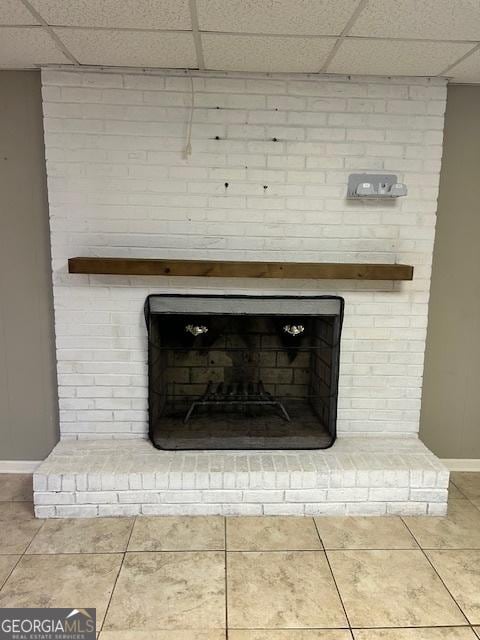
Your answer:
145,295 -> 344,450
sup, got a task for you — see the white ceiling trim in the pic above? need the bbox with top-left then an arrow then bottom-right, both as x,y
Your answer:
39,65 -> 447,85
4,22 -> 479,43
38,25 -> 198,33
189,0 -> 204,70
342,35 -> 480,44
200,31 -> 352,39
19,0 -> 79,64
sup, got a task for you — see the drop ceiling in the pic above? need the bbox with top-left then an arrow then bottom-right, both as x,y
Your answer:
0,0 -> 479,82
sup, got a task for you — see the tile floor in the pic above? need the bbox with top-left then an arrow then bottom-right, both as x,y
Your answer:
0,472 -> 480,639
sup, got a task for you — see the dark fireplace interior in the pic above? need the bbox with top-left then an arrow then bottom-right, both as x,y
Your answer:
145,295 -> 343,450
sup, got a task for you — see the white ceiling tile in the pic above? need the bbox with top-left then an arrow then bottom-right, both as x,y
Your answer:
30,0 -> 191,30
0,0 -> 39,25
351,0 -> 480,41
0,26 -> 70,67
202,34 -> 335,72
328,38 -> 474,76
54,28 -> 197,67
197,0 -> 357,36
448,48 -> 480,83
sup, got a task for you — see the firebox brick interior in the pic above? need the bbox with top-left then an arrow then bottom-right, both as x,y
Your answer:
145,295 -> 343,450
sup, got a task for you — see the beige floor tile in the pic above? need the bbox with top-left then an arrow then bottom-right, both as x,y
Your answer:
0,502 -> 44,554
449,482 -> 468,499
229,632 -> 351,639
426,550 -> 480,624
128,516 -> 224,551
99,632 -> 226,639
315,516 -> 417,550
0,555 -> 19,588
227,550 -> 347,629
0,474 -> 33,501
474,628 -> 480,639
469,497 -> 480,511
26,517 -> 134,554
450,473 -> 480,500
328,549 -> 466,628
104,551 -> 225,631
0,501 -> 35,517
352,628 -> 477,639
0,554 -> 122,629
227,517 -> 321,551
403,499 -> 480,548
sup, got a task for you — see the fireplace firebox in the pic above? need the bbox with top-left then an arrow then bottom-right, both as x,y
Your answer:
145,295 -> 344,450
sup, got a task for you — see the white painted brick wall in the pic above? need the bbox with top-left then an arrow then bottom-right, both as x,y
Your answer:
41,68 -> 447,440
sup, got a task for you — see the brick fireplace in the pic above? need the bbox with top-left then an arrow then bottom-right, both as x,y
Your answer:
34,67 -> 449,517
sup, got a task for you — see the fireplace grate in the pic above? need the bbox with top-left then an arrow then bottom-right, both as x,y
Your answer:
184,380 -> 291,423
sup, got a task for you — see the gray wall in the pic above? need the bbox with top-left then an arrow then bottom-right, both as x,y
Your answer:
0,71 -> 59,460
420,84 -> 480,459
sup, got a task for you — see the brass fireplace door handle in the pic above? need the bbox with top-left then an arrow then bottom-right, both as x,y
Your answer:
283,324 -> 305,336
185,324 -> 209,336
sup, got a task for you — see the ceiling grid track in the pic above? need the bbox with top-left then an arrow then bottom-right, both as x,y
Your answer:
189,0 -> 205,70
319,0 -> 369,73
438,41 -> 480,77
19,0 -> 80,65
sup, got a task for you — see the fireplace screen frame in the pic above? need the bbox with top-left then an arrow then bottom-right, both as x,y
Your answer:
144,294 -> 344,451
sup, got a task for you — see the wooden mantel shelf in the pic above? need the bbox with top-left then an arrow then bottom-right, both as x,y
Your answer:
68,257 -> 414,281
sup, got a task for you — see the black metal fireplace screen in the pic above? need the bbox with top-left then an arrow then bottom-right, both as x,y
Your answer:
144,295 -> 344,450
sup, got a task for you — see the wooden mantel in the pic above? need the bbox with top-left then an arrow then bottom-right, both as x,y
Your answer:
68,257 -> 414,281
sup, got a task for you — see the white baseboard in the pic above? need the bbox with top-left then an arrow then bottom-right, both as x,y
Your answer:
0,460 -> 42,473
441,459 -> 480,472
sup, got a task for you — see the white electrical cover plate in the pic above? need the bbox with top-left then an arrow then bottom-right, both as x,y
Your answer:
347,173 -> 399,199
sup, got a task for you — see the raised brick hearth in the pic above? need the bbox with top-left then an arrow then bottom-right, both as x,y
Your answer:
34,437 -> 448,518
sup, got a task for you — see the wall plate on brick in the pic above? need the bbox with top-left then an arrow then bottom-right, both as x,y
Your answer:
347,173 -> 407,199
